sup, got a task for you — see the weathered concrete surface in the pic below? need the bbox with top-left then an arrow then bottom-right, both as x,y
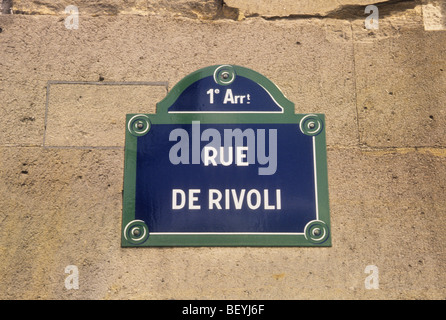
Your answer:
8,0 -> 423,20
0,1 -> 445,300
0,15 -> 360,147
44,83 -> 166,147
224,0 -> 392,17
422,0 -> 446,30
353,16 -> 446,147
11,0 -> 226,19
0,147 -> 444,299
8,0 -> 405,17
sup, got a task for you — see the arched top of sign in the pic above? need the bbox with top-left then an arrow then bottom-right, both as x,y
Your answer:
157,65 -> 294,114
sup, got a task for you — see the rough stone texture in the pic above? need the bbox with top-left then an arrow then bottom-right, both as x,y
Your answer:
0,147 -> 444,299
224,0 -> 391,17
8,0 -> 424,20
11,0 -> 224,19
0,1 -> 445,300
422,0 -> 446,30
353,18 -> 446,147
44,83 -> 166,147
0,14 -> 360,147
12,0 -> 151,15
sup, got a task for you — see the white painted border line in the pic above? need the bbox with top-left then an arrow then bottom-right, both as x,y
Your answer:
43,80 -> 169,149
313,136 -> 319,221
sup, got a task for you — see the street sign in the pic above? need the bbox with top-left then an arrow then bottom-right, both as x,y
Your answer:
121,65 -> 331,246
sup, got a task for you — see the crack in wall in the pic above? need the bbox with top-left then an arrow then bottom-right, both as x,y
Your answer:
259,0 -> 420,21
2,0 -> 421,20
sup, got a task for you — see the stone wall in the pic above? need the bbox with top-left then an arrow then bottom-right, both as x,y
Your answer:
0,0 -> 445,300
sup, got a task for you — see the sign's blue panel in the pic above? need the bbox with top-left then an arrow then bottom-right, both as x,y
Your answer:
134,123 -> 316,233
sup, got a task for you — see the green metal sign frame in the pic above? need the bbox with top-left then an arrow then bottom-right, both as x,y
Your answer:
121,65 -> 331,247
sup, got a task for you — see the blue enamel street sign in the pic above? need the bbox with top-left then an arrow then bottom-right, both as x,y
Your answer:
122,65 -> 331,246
